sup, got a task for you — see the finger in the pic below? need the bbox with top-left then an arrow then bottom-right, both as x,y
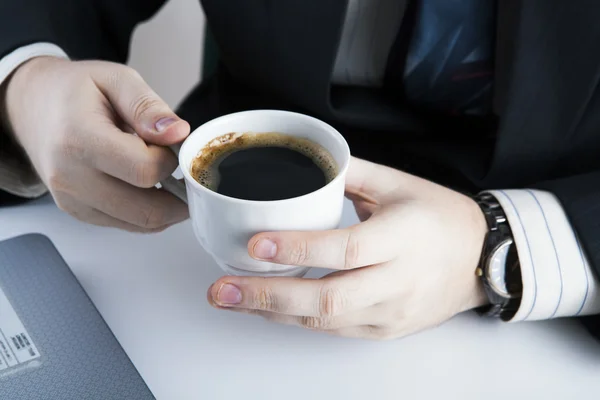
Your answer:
218,303 -> 396,340
345,157 -> 424,203
248,212 -> 400,270
345,191 -> 378,221
56,192 -> 176,232
71,206 -> 173,233
324,326 -> 396,340
88,62 -> 190,145
222,307 -> 375,331
74,171 -> 189,229
206,284 -> 217,307
72,119 -> 179,188
344,157 -> 401,202
208,264 -> 397,317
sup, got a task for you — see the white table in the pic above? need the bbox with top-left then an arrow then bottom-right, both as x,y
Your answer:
1,196 -> 599,399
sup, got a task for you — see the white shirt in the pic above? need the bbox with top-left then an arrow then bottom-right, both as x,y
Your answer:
332,0 -> 406,87
1,0 -> 598,323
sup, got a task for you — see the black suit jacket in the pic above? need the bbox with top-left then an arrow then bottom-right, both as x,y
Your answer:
1,0 -> 600,336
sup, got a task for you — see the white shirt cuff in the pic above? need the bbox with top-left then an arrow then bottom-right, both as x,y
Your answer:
0,43 -> 68,84
486,189 -> 600,322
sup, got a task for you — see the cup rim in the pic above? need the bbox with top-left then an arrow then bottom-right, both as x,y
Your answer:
178,109 -> 351,206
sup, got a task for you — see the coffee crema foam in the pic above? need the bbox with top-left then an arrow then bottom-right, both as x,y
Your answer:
190,132 -> 338,192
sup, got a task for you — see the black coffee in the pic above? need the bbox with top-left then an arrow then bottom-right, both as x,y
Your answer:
191,132 -> 338,201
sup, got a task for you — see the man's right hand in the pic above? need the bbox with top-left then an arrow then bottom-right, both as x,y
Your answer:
4,57 -> 190,232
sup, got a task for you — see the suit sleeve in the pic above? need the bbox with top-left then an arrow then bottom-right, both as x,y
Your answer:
0,0 -> 167,62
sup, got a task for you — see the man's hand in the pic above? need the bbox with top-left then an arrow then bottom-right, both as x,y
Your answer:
208,157 -> 489,340
4,57 -> 190,232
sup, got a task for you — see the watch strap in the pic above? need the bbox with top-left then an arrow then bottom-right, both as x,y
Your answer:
474,193 -> 521,320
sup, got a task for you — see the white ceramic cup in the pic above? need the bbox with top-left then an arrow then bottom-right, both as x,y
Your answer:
160,110 -> 351,277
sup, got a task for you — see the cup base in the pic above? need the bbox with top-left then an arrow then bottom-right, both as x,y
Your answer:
216,261 -> 309,278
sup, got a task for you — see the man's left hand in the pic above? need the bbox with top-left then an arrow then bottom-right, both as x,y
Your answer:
207,157 -> 489,340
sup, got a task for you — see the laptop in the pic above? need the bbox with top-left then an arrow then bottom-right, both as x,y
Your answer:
0,234 -> 155,399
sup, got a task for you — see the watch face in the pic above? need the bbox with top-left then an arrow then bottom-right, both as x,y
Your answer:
485,239 -> 515,298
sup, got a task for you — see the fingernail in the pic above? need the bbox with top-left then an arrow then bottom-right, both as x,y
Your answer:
216,283 -> 242,305
155,117 -> 177,132
206,284 -> 217,307
253,239 -> 277,259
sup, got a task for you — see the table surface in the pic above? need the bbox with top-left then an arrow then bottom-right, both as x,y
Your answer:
1,196 -> 599,399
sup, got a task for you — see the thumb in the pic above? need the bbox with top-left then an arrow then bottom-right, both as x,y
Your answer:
89,62 -> 190,146
247,212 -> 400,270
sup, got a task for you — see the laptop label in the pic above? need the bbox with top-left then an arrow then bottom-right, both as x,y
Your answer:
0,286 -> 41,371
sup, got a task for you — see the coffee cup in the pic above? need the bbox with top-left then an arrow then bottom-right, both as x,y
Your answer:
161,110 -> 350,277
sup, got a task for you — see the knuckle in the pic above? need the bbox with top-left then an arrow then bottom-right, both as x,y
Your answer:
300,316 -> 331,330
139,225 -> 169,234
105,65 -> 141,89
373,328 -> 401,341
318,284 -> 347,318
53,196 -> 71,213
253,287 -> 278,312
130,160 -> 163,188
130,93 -> 161,123
343,230 -> 360,269
66,207 -> 87,222
289,239 -> 310,265
141,205 -> 168,229
51,192 -> 79,220
104,69 -> 122,92
46,171 -> 68,193
121,64 -> 142,80
56,128 -> 85,161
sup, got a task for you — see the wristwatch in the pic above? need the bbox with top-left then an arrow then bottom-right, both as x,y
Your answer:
474,193 -> 522,320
